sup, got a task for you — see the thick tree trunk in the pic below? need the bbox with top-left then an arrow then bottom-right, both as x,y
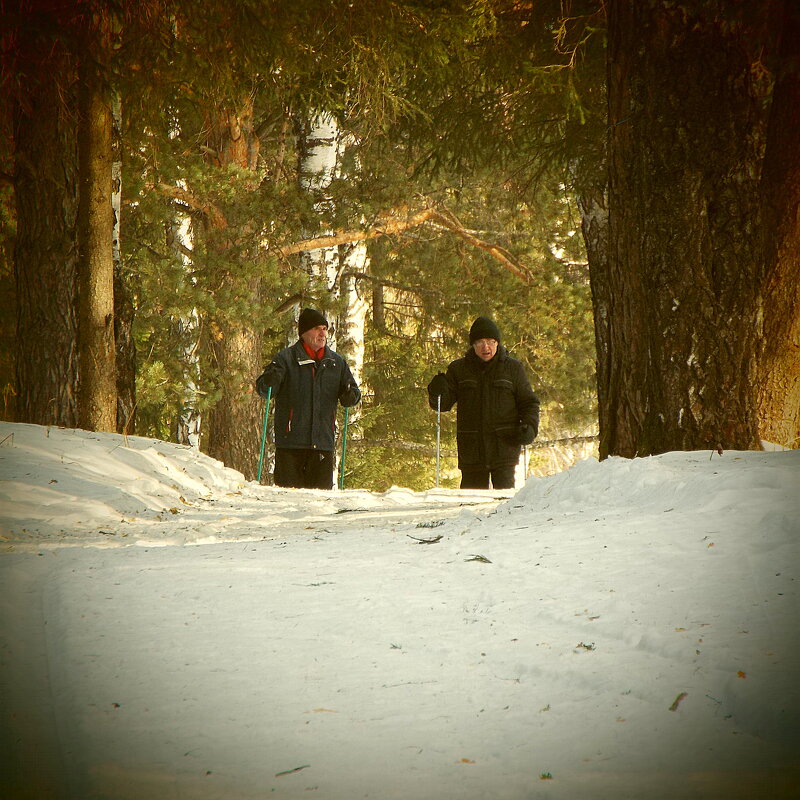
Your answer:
603,0 -> 768,457
204,99 -> 263,479
206,302 -> 262,480
77,11 -> 116,432
13,22 -> 80,427
758,1 -> 800,449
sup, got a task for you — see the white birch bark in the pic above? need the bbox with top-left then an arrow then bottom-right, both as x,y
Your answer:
299,113 -> 341,303
297,114 -> 368,382
169,187 -> 201,448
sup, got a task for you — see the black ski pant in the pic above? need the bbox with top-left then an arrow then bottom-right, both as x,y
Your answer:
274,448 -> 335,490
459,465 -> 515,490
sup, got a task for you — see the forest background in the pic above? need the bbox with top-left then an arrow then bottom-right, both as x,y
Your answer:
1,0 -> 798,491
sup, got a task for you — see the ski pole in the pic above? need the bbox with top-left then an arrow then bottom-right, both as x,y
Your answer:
339,406 -> 350,490
435,393 -> 441,488
257,386 -> 272,483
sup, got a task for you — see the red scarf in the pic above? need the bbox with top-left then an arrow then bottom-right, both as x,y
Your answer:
302,341 -> 325,361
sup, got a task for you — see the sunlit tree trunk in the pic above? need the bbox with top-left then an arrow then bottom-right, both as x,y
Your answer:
12,14 -> 79,427
204,98 -> 263,479
77,8 -> 116,432
757,1 -> 800,449
603,0 -> 768,457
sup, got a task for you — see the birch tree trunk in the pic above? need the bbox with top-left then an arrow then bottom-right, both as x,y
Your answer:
298,113 -> 341,305
77,9 -> 116,432
168,213 -> 202,448
297,114 -> 368,382
603,0 -> 767,457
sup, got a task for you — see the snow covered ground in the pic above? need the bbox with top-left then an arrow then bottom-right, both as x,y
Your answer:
1,421 -> 798,800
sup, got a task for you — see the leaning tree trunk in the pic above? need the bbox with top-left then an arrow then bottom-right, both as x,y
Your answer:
603,0 -> 768,458
77,9 -> 116,432
204,99 -> 263,480
13,18 -> 80,428
757,1 -> 800,449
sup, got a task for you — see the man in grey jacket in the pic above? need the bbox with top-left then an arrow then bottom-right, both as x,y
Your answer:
256,308 -> 360,489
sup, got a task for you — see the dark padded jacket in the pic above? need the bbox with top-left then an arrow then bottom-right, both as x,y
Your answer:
428,346 -> 540,469
256,340 -> 360,452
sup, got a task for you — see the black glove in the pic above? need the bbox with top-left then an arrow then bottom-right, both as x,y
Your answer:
341,380 -> 360,406
515,424 -> 536,446
428,372 -> 448,399
255,364 -> 280,399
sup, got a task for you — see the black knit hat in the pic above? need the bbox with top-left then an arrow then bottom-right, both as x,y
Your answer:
298,308 -> 328,336
469,316 -> 501,344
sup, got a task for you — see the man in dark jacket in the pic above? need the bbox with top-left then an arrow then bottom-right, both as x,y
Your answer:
427,316 -> 540,490
256,308 -> 360,489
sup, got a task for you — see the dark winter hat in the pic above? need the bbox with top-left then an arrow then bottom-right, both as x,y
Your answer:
469,316 -> 501,344
298,307 -> 328,336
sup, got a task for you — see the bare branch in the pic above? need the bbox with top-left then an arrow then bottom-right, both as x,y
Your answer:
274,207 -> 439,258
152,182 -> 228,229
429,207 -> 531,282
272,204 -> 531,282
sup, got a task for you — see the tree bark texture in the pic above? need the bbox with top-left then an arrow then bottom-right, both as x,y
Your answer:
206,304 -> 263,481
77,10 -> 116,432
12,16 -> 80,427
757,1 -> 800,448
603,0 -> 770,457
204,98 -> 264,479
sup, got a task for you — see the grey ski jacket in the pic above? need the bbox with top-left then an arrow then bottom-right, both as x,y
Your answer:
256,340 -> 360,452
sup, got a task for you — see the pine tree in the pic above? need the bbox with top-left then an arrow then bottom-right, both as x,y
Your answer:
602,0 -> 798,455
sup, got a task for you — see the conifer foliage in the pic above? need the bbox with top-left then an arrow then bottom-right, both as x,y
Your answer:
13,2 -> 795,488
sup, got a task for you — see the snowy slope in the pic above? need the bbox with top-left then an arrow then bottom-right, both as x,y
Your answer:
1,421 -> 798,800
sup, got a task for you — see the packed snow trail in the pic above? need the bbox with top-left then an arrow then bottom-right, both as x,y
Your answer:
1,422 -> 799,799
0,422 -> 508,551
